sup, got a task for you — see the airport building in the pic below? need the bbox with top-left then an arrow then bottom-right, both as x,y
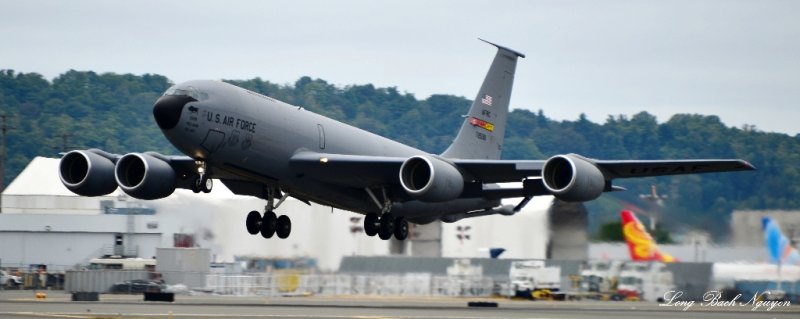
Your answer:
731,209 -> 800,247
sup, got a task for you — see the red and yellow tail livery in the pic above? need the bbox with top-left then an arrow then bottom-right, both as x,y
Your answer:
621,210 -> 676,262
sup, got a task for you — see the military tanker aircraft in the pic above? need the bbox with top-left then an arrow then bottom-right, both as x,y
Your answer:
58,40 -> 754,241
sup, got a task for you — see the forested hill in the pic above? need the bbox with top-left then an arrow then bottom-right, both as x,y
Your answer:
1,70 -> 798,237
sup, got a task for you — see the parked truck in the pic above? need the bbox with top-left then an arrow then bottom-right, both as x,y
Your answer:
509,260 -> 561,299
616,262 -> 675,302
579,260 -> 625,299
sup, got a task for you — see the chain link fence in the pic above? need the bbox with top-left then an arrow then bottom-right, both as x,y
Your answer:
205,273 -> 506,297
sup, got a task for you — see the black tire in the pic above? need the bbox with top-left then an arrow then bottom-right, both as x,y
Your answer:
378,214 -> 394,240
191,179 -> 202,193
246,210 -> 261,235
394,216 -> 408,240
201,177 -> 213,193
364,213 -> 379,237
276,215 -> 291,239
260,211 -> 277,238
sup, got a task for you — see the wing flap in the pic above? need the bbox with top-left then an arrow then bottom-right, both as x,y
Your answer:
453,159 -> 543,183
289,152 -> 405,187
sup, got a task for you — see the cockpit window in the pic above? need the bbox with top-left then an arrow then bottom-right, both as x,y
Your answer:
163,85 -> 208,100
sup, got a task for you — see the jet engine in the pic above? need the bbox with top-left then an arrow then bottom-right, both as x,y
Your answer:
59,150 -> 118,196
114,153 -> 177,200
541,154 -> 606,202
399,155 -> 464,202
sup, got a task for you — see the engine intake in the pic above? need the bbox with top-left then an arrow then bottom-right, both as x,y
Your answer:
399,155 -> 464,202
114,153 -> 177,200
541,154 -> 606,202
59,150 -> 118,196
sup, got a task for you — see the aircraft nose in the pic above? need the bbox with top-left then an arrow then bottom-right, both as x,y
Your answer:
152,95 -> 196,130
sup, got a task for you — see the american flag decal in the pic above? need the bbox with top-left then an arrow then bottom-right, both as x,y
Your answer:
481,94 -> 493,106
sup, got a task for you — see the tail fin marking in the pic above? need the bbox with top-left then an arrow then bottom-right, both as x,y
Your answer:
621,210 -> 676,262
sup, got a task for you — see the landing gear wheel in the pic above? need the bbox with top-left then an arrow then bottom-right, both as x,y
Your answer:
260,211 -> 277,238
246,210 -> 261,235
394,216 -> 409,240
201,176 -> 213,193
378,214 -> 395,240
191,179 -> 202,193
364,213 -> 379,237
276,215 -> 292,239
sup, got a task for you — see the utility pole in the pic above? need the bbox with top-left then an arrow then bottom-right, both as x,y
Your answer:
638,185 -> 667,230
0,114 -> 15,214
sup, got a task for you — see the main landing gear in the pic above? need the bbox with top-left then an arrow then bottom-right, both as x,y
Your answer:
363,187 -> 408,241
364,212 -> 408,240
245,188 -> 292,239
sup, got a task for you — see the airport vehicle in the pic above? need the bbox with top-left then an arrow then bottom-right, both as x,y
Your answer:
616,262 -> 674,302
579,260 -> 625,298
88,258 -> 156,270
1,270 -> 22,288
509,260 -> 561,299
57,39 -> 754,241
108,279 -> 165,294
621,210 -> 676,262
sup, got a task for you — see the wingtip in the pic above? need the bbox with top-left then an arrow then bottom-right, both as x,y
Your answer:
742,160 -> 757,170
478,38 -> 526,58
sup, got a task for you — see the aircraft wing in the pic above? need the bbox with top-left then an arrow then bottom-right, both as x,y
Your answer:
290,151 -> 753,186
288,152 -> 544,187
594,159 -> 754,178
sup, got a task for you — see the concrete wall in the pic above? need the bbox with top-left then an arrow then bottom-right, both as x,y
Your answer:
666,262 -> 713,301
547,200 -> 588,260
408,221 -> 442,257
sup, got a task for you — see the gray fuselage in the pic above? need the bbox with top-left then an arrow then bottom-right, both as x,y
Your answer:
159,80 -> 497,219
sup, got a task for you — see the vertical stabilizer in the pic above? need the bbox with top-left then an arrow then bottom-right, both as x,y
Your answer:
621,210 -> 676,262
441,39 -> 525,160
763,217 -> 800,265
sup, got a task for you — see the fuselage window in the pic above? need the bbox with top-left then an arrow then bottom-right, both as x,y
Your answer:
317,124 -> 326,149
163,85 -> 208,100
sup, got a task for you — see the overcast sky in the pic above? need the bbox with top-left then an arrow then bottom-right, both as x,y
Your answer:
2,0 -> 798,135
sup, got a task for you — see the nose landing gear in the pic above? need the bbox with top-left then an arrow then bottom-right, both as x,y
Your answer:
191,161 -> 212,193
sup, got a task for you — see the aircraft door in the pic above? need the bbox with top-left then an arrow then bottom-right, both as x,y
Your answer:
317,124 -> 326,149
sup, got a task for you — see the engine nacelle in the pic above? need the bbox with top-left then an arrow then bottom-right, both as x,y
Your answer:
114,153 -> 177,200
59,150 -> 118,196
399,155 -> 464,202
541,154 -> 606,202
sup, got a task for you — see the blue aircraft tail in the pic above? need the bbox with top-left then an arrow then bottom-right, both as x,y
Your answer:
763,217 -> 800,265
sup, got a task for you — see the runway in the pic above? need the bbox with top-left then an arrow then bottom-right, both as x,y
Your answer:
0,291 -> 798,319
